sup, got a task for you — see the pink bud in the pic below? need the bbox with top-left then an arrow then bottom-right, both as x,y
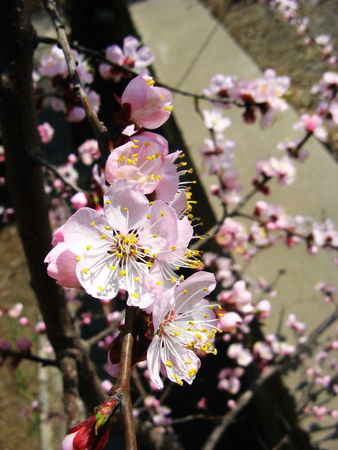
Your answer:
70,192 -> 88,210
18,317 -> 29,327
16,337 -> 32,352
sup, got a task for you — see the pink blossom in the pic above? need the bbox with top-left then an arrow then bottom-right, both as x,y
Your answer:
199,137 -> 235,175
99,36 -> 154,82
227,343 -> 253,366
312,405 -> 328,420
294,114 -> 327,141
105,132 -> 179,200
37,122 -> 55,144
7,302 -> 23,318
121,75 -> 173,130
45,241 -> 80,288
216,218 -> 248,254
70,192 -> 88,210
197,397 -> 207,409
59,180 -> 197,305
202,109 -> 231,134
38,45 -> 68,77
253,341 -> 273,361
78,139 -> 101,165
255,300 -> 271,319
256,156 -> 296,186
218,312 -> 242,332
203,74 -> 237,99
147,272 -> 217,388
35,321 -> 46,333
286,313 -> 307,334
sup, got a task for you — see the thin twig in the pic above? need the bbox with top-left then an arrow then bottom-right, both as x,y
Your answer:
0,349 -> 58,366
86,320 -> 121,347
236,211 -> 338,251
201,306 -> 338,450
34,154 -> 84,193
41,2 -> 110,155
37,35 -> 245,108
111,306 -> 138,450
171,414 -> 223,425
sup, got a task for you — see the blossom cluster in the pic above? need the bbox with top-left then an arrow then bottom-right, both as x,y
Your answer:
45,73 -> 219,390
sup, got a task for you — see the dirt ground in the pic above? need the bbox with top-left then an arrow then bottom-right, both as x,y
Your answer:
0,226 -> 39,450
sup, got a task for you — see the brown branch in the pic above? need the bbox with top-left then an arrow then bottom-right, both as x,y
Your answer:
201,306 -> 338,450
0,349 -> 58,366
41,1 -> 110,155
111,306 -> 138,450
34,154 -> 84,193
236,211 -> 338,251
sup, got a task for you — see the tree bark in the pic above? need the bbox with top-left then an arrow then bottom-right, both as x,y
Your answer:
0,0 -> 105,420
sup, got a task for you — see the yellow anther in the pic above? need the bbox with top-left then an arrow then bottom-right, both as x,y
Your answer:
82,268 -> 89,275
187,369 -> 197,377
171,246 -> 177,251
207,333 -> 215,340
172,331 -> 181,336
131,293 -> 139,298
146,262 -> 153,267
143,249 -> 150,254
117,155 -> 125,162
203,314 -> 209,319
98,286 -> 104,292
146,214 -> 151,219
163,105 -> 173,111
183,289 -> 188,295
195,334 -> 202,341
165,360 -> 173,368
134,276 -> 140,281
188,321 -> 195,325
155,281 -> 163,286
184,360 -> 192,365
131,144 -> 139,149
99,234 -> 107,239
152,253 -> 157,258
133,139 -> 139,143
160,210 -> 165,217
170,276 -> 176,283
119,270 -> 126,276
159,94 -> 164,100
212,349 -> 217,355
86,245 -> 92,251
152,234 -> 158,238
104,225 -> 111,230
146,78 -> 155,86
76,255 -> 81,262
123,207 -> 128,211
143,141 -> 151,147
179,275 -> 185,281
90,221 -> 96,226
202,287 -> 209,291
109,265 -> 116,270
218,313 -> 224,317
